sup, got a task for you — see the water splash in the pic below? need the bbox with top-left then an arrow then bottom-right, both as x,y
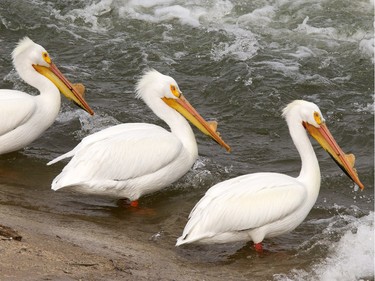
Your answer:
275,212 -> 374,281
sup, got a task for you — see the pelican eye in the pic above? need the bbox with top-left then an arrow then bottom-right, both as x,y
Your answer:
313,111 -> 322,125
170,85 -> 181,98
42,52 -> 51,64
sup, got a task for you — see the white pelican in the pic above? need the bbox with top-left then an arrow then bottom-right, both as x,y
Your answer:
176,100 -> 364,252
0,37 -> 94,155
48,69 -> 230,207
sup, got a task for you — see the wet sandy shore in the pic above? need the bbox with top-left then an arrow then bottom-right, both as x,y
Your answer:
0,199 -> 252,281
0,206 -> 199,281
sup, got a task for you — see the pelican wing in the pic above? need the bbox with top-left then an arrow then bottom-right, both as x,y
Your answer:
178,172 -> 306,244
49,123 -> 183,189
0,90 -> 37,136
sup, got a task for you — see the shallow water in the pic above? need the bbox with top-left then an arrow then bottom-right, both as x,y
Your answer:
0,0 -> 374,280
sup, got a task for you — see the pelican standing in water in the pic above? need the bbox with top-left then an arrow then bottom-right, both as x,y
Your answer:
0,37 -> 94,155
48,69 -> 230,207
176,100 -> 364,252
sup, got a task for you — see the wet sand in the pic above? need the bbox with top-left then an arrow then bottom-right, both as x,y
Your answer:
0,205 -> 198,281
0,197 -> 251,281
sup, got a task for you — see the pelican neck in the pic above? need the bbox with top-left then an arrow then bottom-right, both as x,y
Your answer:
289,120 -> 321,189
149,98 -> 198,159
17,63 -> 61,117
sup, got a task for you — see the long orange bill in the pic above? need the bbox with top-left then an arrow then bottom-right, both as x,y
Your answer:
162,94 -> 231,152
33,63 -> 94,115
304,122 -> 364,190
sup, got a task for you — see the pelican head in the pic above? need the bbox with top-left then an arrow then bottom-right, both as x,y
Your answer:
135,69 -> 181,100
136,69 -> 231,152
283,100 -> 364,190
12,37 -> 94,115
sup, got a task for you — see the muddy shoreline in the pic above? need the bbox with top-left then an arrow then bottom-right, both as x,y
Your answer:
0,202 -> 251,281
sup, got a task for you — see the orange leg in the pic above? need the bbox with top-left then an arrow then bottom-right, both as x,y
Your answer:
117,198 -> 139,208
130,200 -> 139,208
117,199 -> 155,215
254,242 -> 263,253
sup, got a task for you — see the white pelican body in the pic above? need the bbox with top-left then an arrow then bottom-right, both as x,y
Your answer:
49,123 -> 197,200
0,37 -> 93,155
48,70 -> 230,205
177,100 -> 363,250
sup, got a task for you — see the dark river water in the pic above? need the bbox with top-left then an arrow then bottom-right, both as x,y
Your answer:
0,0 -> 374,280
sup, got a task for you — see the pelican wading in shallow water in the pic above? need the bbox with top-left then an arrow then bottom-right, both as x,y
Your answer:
48,69 -> 230,207
0,37 -> 94,155
176,100 -> 364,252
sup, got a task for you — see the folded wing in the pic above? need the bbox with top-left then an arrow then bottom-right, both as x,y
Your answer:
177,173 -> 306,245
0,90 -> 36,136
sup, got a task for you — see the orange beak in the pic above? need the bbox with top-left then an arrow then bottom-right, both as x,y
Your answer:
33,63 -> 94,115
304,122 -> 364,190
162,94 -> 231,152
